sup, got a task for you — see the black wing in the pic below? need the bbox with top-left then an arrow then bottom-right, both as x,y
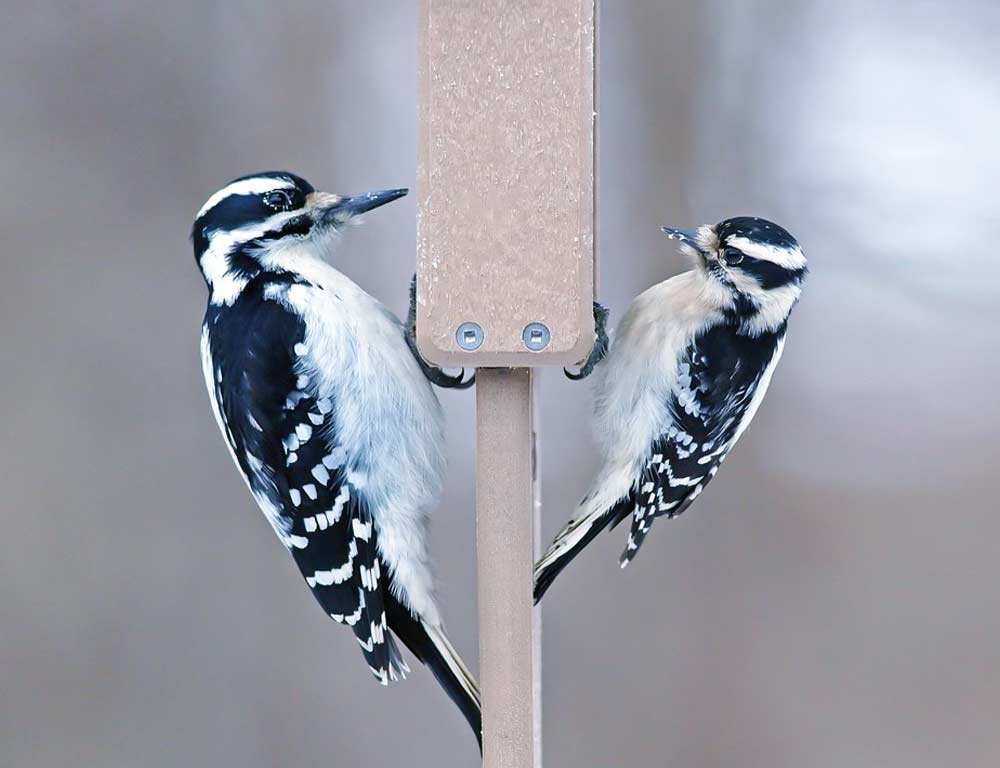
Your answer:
206,279 -> 406,682
279,377 -> 408,683
618,323 -> 785,564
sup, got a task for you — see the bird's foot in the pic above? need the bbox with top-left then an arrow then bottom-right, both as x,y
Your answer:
406,274 -> 475,389
565,301 -> 610,381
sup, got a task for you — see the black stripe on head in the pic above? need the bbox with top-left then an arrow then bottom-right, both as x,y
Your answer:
716,216 -> 798,249
223,215 -> 317,282
739,256 -> 807,290
253,214 -> 315,244
230,170 -> 314,193
716,216 -> 806,291
191,171 -> 315,257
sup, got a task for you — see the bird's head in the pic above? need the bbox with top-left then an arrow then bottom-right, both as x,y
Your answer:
662,216 -> 807,333
192,171 -> 407,303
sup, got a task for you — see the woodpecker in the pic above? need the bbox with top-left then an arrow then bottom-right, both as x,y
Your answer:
192,171 -> 481,744
535,217 -> 807,601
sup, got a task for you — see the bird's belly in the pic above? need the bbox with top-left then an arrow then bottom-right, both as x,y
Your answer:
290,287 -> 447,522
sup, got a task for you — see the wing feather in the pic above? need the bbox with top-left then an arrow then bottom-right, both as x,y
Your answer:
620,323 -> 786,564
205,279 -> 405,681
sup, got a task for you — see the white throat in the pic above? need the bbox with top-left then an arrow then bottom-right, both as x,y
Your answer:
200,221 -> 340,306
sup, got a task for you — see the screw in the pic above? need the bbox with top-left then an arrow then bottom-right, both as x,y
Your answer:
522,322 -> 550,351
456,322 -> 484,351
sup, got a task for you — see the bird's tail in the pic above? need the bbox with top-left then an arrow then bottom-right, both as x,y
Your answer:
385,593 -> 482,750
534,493 -> 632,603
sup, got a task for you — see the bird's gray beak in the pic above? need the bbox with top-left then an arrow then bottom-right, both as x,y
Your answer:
310,188 -> 409,224
661,227 -> 706,253
662,226 -> 714,269
338,188 -> 409,215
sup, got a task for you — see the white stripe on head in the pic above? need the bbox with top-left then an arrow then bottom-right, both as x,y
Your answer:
725,236 -> 807,270
197,176 -> 295,220
201,211 -> 305,305
741,282 -> 802,336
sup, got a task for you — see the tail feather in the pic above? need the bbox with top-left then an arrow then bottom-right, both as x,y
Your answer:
385,592 -> 482,750
533,495 -> 632,603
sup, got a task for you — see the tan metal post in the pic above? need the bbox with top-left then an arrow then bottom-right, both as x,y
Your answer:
417,2 -> 597,765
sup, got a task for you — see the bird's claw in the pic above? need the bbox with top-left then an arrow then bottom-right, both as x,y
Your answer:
564,302 -> 609,381
406,274 -> 476,389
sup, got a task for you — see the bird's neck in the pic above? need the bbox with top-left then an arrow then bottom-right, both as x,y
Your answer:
202,237 -> 344,307
692,266 -> 801,337
735,282 -> 802,337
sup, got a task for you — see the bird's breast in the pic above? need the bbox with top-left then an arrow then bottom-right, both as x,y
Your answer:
282,280 -> 447,518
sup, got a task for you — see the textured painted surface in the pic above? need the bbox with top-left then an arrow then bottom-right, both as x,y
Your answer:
476,369 -> 540,768
417,0 -> 596,367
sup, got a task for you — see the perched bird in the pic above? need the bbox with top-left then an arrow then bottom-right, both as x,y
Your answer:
535,217 -> 807,601
192,171 -> 481,744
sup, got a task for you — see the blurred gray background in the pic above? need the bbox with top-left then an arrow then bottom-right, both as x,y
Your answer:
2,2 -> 998,766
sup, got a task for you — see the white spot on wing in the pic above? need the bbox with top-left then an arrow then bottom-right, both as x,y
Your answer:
322,447 -> 347,470
311,464 -> 330,485
343,597 -> 363,626
352,518 -> 372,542
306,540 -> 358,586
328,487 -> 350,524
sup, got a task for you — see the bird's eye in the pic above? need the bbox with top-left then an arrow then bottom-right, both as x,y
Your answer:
263,190 -> 293,211
721,247 -> 744,266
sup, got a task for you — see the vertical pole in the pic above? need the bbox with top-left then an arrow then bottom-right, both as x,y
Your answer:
476,368 -> 540,768
418,4 -> 596,764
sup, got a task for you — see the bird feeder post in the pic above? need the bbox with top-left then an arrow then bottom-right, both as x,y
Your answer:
417,2 -> 597,765
475,367 -> 541,767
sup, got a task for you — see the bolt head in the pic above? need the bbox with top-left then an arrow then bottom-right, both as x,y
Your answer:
456,322 -> 484,351
522,322 -> 550,351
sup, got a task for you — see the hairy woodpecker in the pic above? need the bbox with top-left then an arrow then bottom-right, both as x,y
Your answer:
193,171 -> 481,744
535,217 -> 807,601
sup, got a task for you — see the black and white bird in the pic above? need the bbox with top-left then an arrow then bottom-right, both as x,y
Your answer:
192,171 -> 481,744
535,217 -> 807,601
